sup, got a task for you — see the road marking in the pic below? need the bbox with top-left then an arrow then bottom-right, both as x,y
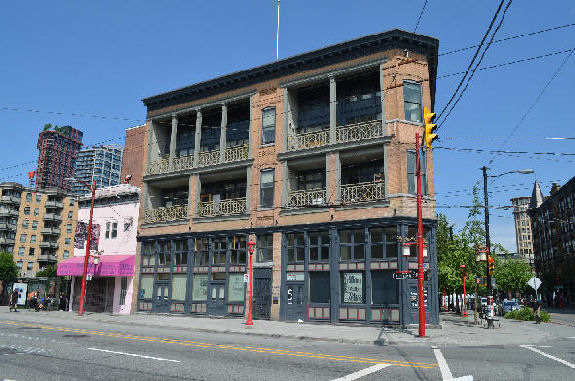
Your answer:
520,345 -> 575,369
432,347 -> 453,380
568,337 -> 575,339
88,347 -> 180,363
330,363 -> 391,380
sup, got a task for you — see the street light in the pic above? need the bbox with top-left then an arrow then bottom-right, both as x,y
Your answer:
65,177 -> 96,317
246,239 -> 256,326
481,167 -> 534,328
460,264 -> 468,318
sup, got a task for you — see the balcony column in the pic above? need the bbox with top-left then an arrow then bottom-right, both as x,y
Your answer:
329,76 -> 337,144
193,110 -> 202,167
146,119 -> 156,173
245,167 -> 251,213
248,96 -> 253,158
379,63 -> 387,134
169,114 -> 178,171
219,104 -> 228,164
281,161 -> 289,207
282,88 -> 289,150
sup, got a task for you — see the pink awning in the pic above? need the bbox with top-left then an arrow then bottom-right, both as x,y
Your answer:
57,255 -> 135,277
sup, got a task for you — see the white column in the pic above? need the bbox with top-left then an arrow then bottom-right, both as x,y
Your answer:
193,110 -> 202,167
169,114 -> 178,171
329,76 -> 337,144
219,104 -> 228,163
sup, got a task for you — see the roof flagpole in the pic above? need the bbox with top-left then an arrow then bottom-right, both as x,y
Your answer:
276,0 -> 280,61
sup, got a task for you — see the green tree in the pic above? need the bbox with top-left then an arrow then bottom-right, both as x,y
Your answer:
0,251 -> 18,280
494,257 -> 532,296
36,265 -> 58,278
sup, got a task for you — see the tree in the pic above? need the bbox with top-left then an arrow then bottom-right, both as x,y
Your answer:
0,251 -> 18,280
36,265 -> 58,278
494,257 -> 532,296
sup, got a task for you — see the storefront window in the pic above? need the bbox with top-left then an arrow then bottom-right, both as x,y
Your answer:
120,277 -> 127,305
309,231 -> 330,262
339,229 -> 365,260
174,240 -> 188,266
141,242 -> 156,266
158,241 -> 172,266
371,271 -> 398,304
228,274 -> 245,302
406,226 -> 429,256
139,275 -> 154,299
256,234 -> 274,262
171,274 -> 187,301
230,235 -> 247,264
286,233 -> 305,263
194,238 -> 209,266
309,272 -> 330,303
340,272 -> 365,304
369,226 -> 398,259
191,274 -> 208,301
212,237 -> 227,264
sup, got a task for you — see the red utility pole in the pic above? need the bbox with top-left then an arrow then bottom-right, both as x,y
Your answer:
416,133 -> 425,337
78,180 -> 96,317
246,239 -> 256,326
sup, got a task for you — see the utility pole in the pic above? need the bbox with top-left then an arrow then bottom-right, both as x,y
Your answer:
482,166 -> 494,329
416,133 -> 425,337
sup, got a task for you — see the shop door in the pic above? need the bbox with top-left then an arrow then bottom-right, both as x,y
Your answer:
286,283 -> 305,321
208,282 -> 226,317
253,268 -> 272,320
154,283 -> 170,313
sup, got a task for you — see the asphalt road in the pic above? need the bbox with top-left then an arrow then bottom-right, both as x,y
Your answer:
0,316 -> 574,381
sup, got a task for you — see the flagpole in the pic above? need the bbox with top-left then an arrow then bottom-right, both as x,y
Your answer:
276,0 -> 280,61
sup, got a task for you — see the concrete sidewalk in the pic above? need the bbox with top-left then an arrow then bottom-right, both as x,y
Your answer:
546,308 -> 575,327
0,308 -> 561,347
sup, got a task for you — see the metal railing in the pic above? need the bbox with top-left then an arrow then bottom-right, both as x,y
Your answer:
43,213 -> 62,221
173,154 -> 194,171
45,200 -> 64,209
287,129 -> 329,151
340,181 -> 385,204
224,145 -> 249,163
336,120 -> 383,143
198,150 -> 220,167
198,197 -> 247,218
143,204 -> 188,224
147,157 -> 170,175
287,188 -> 327,208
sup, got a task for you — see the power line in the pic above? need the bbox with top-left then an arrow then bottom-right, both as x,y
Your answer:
413,0 -> 429,33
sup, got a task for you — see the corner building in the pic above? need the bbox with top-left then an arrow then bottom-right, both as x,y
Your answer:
136,29 -> 439,326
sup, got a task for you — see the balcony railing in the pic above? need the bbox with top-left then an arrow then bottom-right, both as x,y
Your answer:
45,200 -> 64,209
39,241 -> 59,249
0,195 -> 20,204
198,197 -> 247,218
340,181 -> 385,204
41,227 -> 61,235
224,145 -> 249,163
0,223 -> 15,230
147,157 -> 170,175
287,129 -> 329,151
198,150 -> 220,167
38,254 -> 57,262
43,213 -> 62,221
0,237 -> 15,245
143,204 -> 188,224
173,155 -> 194,171
287,188 -> 327,208
336,120 -> 383,143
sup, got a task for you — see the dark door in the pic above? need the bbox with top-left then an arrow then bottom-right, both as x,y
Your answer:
286,283 -> 305,321
154,283 -> 170,313
253,268 -> 272,320
208,282 -> 226,316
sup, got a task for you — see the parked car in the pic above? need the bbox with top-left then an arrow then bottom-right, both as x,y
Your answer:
503,300 -> 521,314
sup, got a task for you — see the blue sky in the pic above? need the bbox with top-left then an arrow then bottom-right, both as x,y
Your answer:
1,1 -> 574,251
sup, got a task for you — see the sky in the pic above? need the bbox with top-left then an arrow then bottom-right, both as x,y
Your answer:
0,1 -> 574,251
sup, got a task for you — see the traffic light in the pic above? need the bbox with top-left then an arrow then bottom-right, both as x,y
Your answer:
488,256 -> 495,275
423,106 -> 437,149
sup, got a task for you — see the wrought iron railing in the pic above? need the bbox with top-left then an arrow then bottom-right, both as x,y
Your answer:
287,129 -> 329,151
336,120 -> 383,143
198,197 -> 247,218
287,188 -> 327,208
224,145 -> 249,163
143,204 -> 188,224
340,181 -> 385,204
173,155 -> 194,171
198,150 -> 220,167
147,157 -> 170,175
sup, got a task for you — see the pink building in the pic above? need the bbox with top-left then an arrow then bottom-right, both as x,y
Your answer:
58,184 -> 140,314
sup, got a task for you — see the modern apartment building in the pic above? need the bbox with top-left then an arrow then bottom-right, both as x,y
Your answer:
0,182 -> 78,277
72,145 -> 123,195
510,196 -> 534,266
136,29 -> 439,326
36,125 -> 83,192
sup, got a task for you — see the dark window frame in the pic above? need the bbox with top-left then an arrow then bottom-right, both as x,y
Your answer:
259,169 -> 275,208
261,107 -> 276,145
403,81 -> 423,123
256,234 -> 274,262
339,229 -> 365,261
309,231 -> 330,262
286,232 -> 305,263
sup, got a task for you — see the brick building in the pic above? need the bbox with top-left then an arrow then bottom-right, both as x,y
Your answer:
510,196 -> 535,267
135,29 -> 439,326
120,125 -> 147,190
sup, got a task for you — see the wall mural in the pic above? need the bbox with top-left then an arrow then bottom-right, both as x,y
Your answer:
74,221 -> 101,250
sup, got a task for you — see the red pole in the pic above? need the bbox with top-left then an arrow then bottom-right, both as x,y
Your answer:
78,180 -> 96,316
416,133 -> 425,337
246,240 -> 254,326
461,265 -> 468,317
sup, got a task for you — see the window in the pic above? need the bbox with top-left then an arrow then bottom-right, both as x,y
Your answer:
32,221 -> 37,230
259,169 -> 275,208
174,240 -> 188,266
27,262 -> 34,271
68,211 -> 73,219
261,107 -> 276,144
36,194 -> 41,202
21,220 -> 29,229
29,248 -> 34,256
191,274 -> 208,301
212,237 -> 227,264
20,234 -> 27,243
139,275 -> 154,299
403,81 -> 422,123
65,238 -> 71,245
228,274 -> 245,302
69,198 -> 75,207
309,272 -> 330,303
34,208 -> 39,216
30,235 -> 36,244
339,229 -> 365,260
309,231 -> 330,262
369,227 -> 398,259
120,277 -> 128,305
105,222 -> 111,238
286,233 -> 305,263
141,242 -> 156,266
24,207 -> 30,215
171,274 -> 186,301
406,226 -> 430,257
111,222 -> 118,239
63,250 -> 69,259
407,149 -> 427,195
256,234 -> 274,262
194,238 -> 209,266
340,272 -> 365,304
26,193 -> 32,202
18,247 -> 25,256
230,235 -> 247,264
17,260 -> 23,269
66,224 -> 72,233
158,241 -> 171,266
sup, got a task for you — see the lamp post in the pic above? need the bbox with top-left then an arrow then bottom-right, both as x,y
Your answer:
481,167 -> 533,328
246,239 -> 256,326
460,264 -> 468,318
65,178 -> 97,317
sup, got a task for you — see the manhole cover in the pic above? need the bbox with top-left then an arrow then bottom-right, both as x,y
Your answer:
63,334 -> 89,338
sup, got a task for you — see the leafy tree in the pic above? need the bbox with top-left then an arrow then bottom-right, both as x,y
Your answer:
43,123 -> 52,131
0,251 -> 18,280
36,265 -> 57,278
494,257 -> 532,296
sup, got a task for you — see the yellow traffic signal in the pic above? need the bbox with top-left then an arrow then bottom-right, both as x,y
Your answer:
423,107 -> 437,149
488,256 -> 495,275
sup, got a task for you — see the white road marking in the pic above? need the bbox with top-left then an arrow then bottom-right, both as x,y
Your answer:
330,363 -> 391,381
568,337 -> 575,339
87,347 -> 180,363
537,346 -> 552,348
520,345 -> 575,369
432,347 -> 453,380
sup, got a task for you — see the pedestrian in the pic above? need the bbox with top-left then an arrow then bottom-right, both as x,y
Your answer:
534,301 -> 541,324
9,288 -> 20,312
58,293 -> 68,311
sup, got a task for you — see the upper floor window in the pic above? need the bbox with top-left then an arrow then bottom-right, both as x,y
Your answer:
18,247 -> 25,256
68,210 -> 73,219
407,149 -> 427,196
32,221 -> 38,230
34,207 -> 39,216
105,221 -> 118,239
30,235 -> 36,244
261,107 -> 276,145
66,224 -> 73,233
403,81 -> 422,123
22,220 -> 29,229
20,234 -> 27,243
256,234 -> 274,262
24,207 -> 30,215
36,194 -> 42,202
259,169 -> 275,208
286,233 -> 305,263
26,193 -> 32,202
340,229 -> 365,261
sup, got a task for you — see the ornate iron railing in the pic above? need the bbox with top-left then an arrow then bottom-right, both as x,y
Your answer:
224,145 -> 249,163
143,204 -> 188,224
336,120 -> 383,143
198,197 -> 247,217
287,188 -> 327,208
198,150 -> 220,167
173,155 -> 194,171
287,129 -> 329,151
147,157 -> 170,175
341,181 -> 385,204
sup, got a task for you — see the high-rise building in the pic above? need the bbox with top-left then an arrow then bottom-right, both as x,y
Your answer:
510,196 -> 535,266
72,145 -> 123,195
36,125 -> 83,192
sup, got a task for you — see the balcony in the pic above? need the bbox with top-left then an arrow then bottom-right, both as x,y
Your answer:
0,223 -> 16,231
38,254 -> 57,262
148,145 -> 249,175
147,157 -> 170,175
41,227 -> 61,235
198,197 -> 247,218
143,204 -> 188,224
43,213 -> 62,222
39,241 -> 59,249
287,188 -> 327,208
340,181 -> 385,204
287,130 -> 329,151
45,200 -> 64,209
0,237 -> 15,245
0,195 -> 21,204
173,155 -> 194,171
336,120 -> 383,143
0,209 -> 19,217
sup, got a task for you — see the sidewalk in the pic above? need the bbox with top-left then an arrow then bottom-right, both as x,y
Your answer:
0,308 -> 559,347
546,307 -> 575,327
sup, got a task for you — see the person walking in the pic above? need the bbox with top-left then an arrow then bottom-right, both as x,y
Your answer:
9,288 -> 20,312
534,301 -> 541,324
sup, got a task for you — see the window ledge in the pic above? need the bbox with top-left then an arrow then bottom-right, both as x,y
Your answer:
335,200 -> 390,210
193,214 -> 250,223
140,219 -> 190,228
280,207 -> 330,216
260,143 -> 276,148
258,207 -> 274,211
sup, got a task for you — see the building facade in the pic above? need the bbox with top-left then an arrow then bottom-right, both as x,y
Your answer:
120,125 -> 147,190
0,182 -> 77,277
58,184 -> 140,314
529,178 -> 575,307
36,125 -> 83,192
72,145 -> 123,195
135,29 -> 440,326
510,196 -> 534,266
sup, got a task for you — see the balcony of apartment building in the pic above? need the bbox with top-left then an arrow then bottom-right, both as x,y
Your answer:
39,240 -> 59,249
197,169 -> 248,219
146,100 -> 251,177
45,195 -> 64,209
143,178 -> 189,224
339,151 -> 386,206
284,158 -> 327,209
0,206 -> 19,218
0,193 -> 21,204
284,70 -> 386,154
0,233 -> 15,245
38,250 -> 58,264
0,217 -> 17,231
43,213 -> 62,222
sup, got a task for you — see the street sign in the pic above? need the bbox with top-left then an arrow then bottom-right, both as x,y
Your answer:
423,262 -> 430,270
527,277 -> 541,290
86,274 -> 92,281
393,270 -> 417,280
243,274 -> 249,283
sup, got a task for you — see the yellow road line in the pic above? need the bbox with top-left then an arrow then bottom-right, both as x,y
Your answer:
0,320 -> 437,369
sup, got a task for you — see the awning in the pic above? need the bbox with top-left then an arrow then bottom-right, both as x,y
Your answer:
57,255 -> 135,277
